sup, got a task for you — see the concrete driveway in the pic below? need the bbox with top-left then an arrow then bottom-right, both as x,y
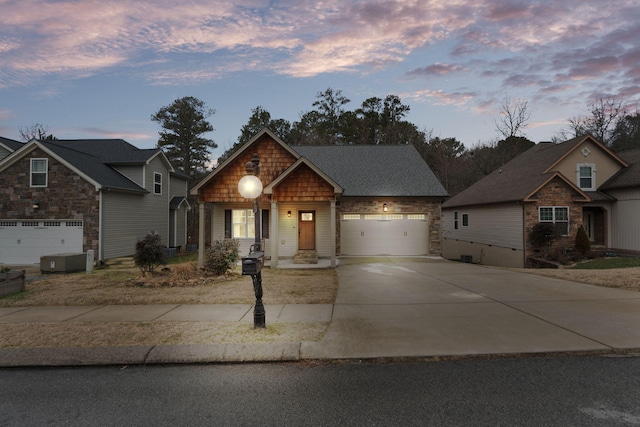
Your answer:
301,257 -> 640,359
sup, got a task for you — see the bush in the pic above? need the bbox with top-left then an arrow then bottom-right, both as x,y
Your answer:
205,239 -> 240,275
134,231 -> 166,276
529,222 -> 561,249
575,225 -> 591,255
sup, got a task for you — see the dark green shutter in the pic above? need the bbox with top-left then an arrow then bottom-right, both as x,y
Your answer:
224,209 -> 232,239
261,210 -> 269,239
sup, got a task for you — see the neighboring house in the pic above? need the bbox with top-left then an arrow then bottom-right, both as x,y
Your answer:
0,138 -> 190,264
0,136 -> 23,161
191,128 -> 448,268
441,135 -> 638,268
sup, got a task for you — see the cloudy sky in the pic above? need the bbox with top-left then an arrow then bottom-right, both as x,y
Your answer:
1,0 -> 639,162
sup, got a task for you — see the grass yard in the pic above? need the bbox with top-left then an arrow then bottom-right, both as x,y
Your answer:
571,256 -> 640,270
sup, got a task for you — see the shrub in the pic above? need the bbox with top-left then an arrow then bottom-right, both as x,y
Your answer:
575,225 -> 591,256
529,222 -> 561,249
205,239 -> 240,275
134,231 -> 166,276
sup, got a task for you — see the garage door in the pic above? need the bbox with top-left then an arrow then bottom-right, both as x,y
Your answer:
0,220 -> 83,264
340,213 -> 429,256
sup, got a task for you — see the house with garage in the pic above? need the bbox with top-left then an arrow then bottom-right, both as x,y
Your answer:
191,128 -> 448,268
0,138 -> 190,265
0,136 -> 23,161
441,134 -> 639,268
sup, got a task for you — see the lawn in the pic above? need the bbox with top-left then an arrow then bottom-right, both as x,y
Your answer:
571,257 -> 640,270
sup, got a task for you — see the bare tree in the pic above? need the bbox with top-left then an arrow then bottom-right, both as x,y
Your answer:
494,95 -> 531,139
18,123 -> 55,141
566,96 -> 628,145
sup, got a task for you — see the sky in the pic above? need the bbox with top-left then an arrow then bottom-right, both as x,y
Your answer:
1,0 -> 639,164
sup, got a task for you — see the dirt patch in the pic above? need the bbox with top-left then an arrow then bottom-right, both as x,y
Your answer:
0,259 -> 338,307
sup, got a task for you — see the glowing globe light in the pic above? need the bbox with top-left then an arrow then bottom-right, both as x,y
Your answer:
238,174 -> 263,199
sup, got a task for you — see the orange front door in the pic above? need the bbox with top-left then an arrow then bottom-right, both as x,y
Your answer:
298,211 -> 316,250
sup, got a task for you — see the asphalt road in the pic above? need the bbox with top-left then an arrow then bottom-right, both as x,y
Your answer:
1,355 -> 639,426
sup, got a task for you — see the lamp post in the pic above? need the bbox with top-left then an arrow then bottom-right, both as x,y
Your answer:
237,153 -> 266,328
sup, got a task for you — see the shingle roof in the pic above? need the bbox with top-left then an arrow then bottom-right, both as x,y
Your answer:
0,136 -> 24,151
442,136 -> 588,208
42,140 -> 149,193
600,148 -> 640,190
293,145 -> 448,197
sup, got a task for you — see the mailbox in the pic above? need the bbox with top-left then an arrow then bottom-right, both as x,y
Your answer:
241,251 -> 264,275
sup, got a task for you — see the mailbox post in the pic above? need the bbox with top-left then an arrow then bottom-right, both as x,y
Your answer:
238,153 -> 266,329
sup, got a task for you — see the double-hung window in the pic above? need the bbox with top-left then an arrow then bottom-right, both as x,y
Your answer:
539,206 -> 569,236
232,209 -> 255,238
153,172 -> 162,195
577,164 -> 595,191
30,159 -> 48,187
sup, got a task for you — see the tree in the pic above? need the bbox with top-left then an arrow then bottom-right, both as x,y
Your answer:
217,106 -> 291,164
567,96 -> 628,146
494,95 -> 531,139
610,111 -> 640,152
380,95 -> 412,145
151,96 -> 216,178
19,123 -> 56,141
311,87 -> 351,144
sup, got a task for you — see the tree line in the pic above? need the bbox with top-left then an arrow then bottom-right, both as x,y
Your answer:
19,90 -> 640,197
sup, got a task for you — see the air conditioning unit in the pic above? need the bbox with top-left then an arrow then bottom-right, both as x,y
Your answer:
40,253 -> 87,274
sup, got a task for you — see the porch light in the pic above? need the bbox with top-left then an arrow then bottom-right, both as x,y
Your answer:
287,211 -> 291,217
237,153 -> 266,329
383,203 -> 388,212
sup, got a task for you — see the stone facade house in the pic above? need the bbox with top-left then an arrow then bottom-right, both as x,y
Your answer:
442,135 -> 639,268
0,138 -> 190,264
191,129 -> 448,267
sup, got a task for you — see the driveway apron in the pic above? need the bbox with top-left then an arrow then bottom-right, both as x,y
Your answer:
300,257 -> 640,359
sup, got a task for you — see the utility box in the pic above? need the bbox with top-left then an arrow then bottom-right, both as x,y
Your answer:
40,253 -> 87,274
460,255 -> 473,263
241,251 -> 265,275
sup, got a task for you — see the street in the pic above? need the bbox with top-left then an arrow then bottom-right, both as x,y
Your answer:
1,355 -> 639,426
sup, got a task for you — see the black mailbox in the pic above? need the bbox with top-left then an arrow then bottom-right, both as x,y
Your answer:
241,251 -> 264,275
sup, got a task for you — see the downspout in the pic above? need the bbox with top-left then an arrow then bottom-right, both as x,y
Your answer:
198,201 -> 205,268
270,201 -> 278,268
98,189 -> 104,263
520,201 -> 526,267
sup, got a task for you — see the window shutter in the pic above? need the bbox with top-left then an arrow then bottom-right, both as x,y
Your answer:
262,210 -> 269,239
224,209 -> 231,239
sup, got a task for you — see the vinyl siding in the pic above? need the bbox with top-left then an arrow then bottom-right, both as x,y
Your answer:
608,188 -> 640,251
112,165 -> 144,187
0,146 -> 12,161
102,157 -> 170,259
442,203 -> 524,249
554,140 -> 624,189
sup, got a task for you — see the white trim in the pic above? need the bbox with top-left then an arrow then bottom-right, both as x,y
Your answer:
153,172 -> 162,195
30,158 -> 48,187
576,163 -> 596,191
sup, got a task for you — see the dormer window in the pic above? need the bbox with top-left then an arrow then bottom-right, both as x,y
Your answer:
577,164 -> 595,191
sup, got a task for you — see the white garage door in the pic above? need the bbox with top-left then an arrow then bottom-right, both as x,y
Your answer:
0,220 -> 83,264
340,213 -> 429,256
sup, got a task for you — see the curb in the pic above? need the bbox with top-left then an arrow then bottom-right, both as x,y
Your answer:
0,343 -> 302,367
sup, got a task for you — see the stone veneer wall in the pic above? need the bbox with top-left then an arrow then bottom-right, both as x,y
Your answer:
524,177 -> 585,256
0,148 -> 101,254
337,197 -> 443,256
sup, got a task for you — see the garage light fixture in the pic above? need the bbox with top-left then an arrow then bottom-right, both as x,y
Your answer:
383,203 -> 388,212
287,211 -> 291,217
32,202 -> 40,210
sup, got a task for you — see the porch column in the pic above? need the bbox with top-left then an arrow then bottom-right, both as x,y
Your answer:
330,199 -> 336,268
198,201 -> 205,268
270,201 -> 279,268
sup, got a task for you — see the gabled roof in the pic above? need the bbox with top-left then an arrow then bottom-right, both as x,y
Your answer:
600,148 -> 640,191
442,135 -> 609,209
0,136 -> 24,152
294,145 -> 448,197
263,157 -> 343,195
0,138 -> 180,194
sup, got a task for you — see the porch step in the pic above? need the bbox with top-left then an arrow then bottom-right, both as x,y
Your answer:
293,250 -> 318,264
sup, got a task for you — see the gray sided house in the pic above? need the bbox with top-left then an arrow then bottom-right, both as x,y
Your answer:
191,129 -> 448,268
0,136 -> 24,161
442,135 -> 639,268
0,138 -> 190,265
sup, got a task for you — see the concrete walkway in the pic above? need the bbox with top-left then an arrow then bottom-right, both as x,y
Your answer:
1,257 -> 640,366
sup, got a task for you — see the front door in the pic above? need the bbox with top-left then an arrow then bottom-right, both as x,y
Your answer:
582,211 -> 595,242
298,211 -> 316,250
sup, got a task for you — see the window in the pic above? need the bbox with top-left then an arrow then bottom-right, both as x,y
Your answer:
539,206 -> 569,235
232,209 -> 255,238
577,164 -> 595,190
30,159 -> 47,187
153,172 -> 162,195
454,211 -> 459,229
462,213 -> 469,227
